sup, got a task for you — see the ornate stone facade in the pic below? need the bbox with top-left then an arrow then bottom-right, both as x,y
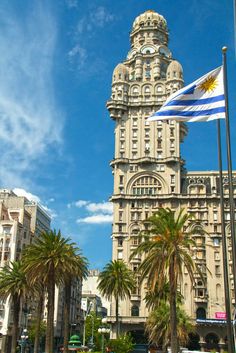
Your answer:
107,10 -> 236,351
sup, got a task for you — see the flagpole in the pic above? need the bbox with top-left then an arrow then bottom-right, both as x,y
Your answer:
222,46 -> 236,301
217,119 -> 235,353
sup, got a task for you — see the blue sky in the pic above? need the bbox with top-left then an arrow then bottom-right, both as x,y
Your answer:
0,0 -> 235,269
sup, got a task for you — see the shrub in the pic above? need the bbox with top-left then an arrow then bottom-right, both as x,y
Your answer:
107,334 -> 134,353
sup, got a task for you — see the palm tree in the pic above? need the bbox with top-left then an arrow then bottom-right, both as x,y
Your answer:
23,230 -> 87,353
98,260 -> 135,337
0,261 -> 30,353
145,300 -> 193,352
130,208 -> 203,353
63,249 -> 88,353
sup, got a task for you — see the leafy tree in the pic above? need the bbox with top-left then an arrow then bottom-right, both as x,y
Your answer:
108,334 -> 134,353
0,261 -> 30,353
23,230 -> 86,353
98,260 -> 135,337
63,249 -> 88,353
130,208 -> 203,353
28,318 -> 46,344
145,300 -> 193,351
84,312 -> 102,350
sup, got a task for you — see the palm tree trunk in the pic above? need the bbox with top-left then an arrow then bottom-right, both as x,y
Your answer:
63,279 -> 72,353
34,289 -> 44,353
115,297 -> 119,338
169,262 -> 178,353
11,294 -> 20,353
46,269 -> 55,353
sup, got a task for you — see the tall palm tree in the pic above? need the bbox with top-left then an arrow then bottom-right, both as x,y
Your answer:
130,208 -> 203,353
63,249 -> 88,353
23,230 -> 86,353
98,260 -> 135,337
145,300 -> 193,352
0,261 -> 30,353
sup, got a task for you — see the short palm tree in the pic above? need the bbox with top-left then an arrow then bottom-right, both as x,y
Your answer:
98,260 -> 135,337
0,261 -> 30,353
130,208 -> 203,353
23,230 -> 87,353
145,300 -> 193,351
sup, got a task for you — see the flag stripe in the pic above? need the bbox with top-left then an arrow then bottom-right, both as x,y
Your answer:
165,94 -> 225,107
152,106 -> 225,118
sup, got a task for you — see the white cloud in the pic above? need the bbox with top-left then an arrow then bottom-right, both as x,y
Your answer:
75,200 -> 89,208
92,7 -> 114,27
13,188 -> 40,203
76,214 -> 113,224
0,2 -> 63,187
86,202 -> 113,214
13,188 -> 57,219
68,6 -> 114,73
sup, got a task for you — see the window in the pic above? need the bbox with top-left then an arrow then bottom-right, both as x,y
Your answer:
119,212 -> 123,221
170,175 -> 175,184
133,130 -> 137,138
215,265 -> 221,275
213,238 -> 220,246
132,141 -> 137,149
133,119 -> 138,126
119,175 -> 124,185
196,307 -> 206,320
214,252 -> 220,261
118,238 -> 123,247
157,152 -> 162,159
120,130 -> 125,138
131,305 -> 139,316
117,250 -> 123,259
144,86 -> 151,94
132,176 -> 162,195
145,129 -> 150,138
213,211 -> 218,221
157,129 -> 162,138
120,141 -> 124,149
118,225 -> 122,232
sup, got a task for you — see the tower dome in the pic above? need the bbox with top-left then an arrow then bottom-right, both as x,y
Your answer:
166,60 -> 183,81
130,10 -> 168,48
113,63 -> 129,82
132,10 -> 168,32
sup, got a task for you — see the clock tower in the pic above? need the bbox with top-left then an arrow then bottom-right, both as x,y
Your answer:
106,9 -> 187,336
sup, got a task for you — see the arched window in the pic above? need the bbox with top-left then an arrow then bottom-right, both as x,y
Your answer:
144,86 -> 151,94
131,305 -> 139,317
132,86 -> 139,95
205,333 -> 220,351
196,307 -> 206,320
132,176 -> 162,196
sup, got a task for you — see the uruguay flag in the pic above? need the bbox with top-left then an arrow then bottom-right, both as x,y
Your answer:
148,66 -> 225,122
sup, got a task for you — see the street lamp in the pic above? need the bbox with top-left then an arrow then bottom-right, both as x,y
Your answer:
98,327 -> 110,353
20,328 -> 29,353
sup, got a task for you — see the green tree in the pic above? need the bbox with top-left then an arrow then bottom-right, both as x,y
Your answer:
145,300 -> 193,351
108,334 -> 134,353
63,249 -> 88,353
84,312 -> 102,350
130,208 -> 203,353
23,230 -> 86,353
0,261 -> 30,353
98,260 -> 135,337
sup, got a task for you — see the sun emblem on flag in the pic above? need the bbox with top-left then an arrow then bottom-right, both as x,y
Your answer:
198,75 -> 218,93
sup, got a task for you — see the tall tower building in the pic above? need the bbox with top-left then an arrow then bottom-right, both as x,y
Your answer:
107,10 -> 236,351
